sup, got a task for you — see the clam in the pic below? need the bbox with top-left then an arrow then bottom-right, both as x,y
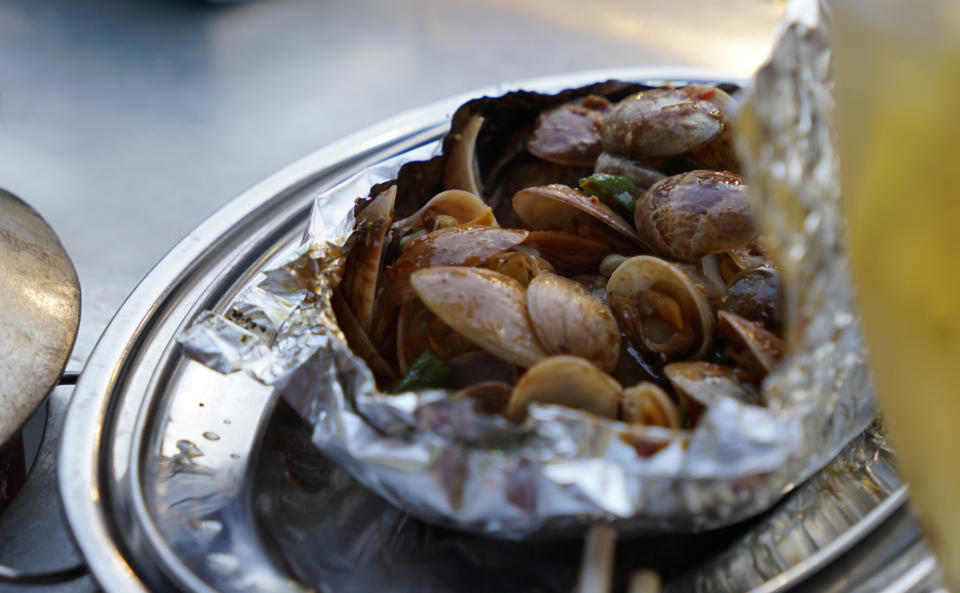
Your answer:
444,114 -> 485,197
634,170 -> 757,262
341,185 -> 397,333
481,250 -> 555,286
717,310 -> 784,375
409,266 -> 547,368
606,255 -> 714,360
513,184 -> 646,250
394,189 -> 497,234
684,85 -> 741,173
601,88 -> 722,159
526,273 -> 621,372
664,361 -> 764,423
507,355 -> 621,421
721,267 -> 782,329
620,382 -> 681,428
526,95 -> 611,167
397,226 -> 528,268
378,226 -> 529,308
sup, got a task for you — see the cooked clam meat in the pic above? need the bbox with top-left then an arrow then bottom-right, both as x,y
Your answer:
606,255 -> 714,361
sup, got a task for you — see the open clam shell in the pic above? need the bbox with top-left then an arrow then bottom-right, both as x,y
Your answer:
340,185 -> 396,333
410,266 -> 547,368
513,183 -> 646,249
444,114 -> 485,197
665,361 -> 764,424
394,189 -> 498,233
620,381 -> 682,429
507,355 -> 621,421
606,255 -> 715,360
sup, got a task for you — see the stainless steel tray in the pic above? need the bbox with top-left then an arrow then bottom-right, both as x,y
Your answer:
59,67 -> 925,593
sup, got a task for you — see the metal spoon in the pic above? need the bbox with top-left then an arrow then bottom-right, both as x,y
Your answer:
0,188 -> 80,447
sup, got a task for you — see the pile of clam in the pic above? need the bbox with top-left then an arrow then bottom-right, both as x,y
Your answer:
334,84 -> 784,434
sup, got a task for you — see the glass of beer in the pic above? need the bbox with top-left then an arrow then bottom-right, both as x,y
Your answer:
833,0 -> 960,588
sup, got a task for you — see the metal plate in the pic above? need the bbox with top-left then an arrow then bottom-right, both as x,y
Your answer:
59,68 -> 909,593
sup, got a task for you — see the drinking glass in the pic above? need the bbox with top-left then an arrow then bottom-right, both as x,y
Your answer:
833,0 -> 960,588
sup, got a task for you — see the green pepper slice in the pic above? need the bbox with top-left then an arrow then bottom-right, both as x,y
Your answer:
389,349 -> 452,393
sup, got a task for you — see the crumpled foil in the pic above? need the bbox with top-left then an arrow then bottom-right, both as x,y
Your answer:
178,0 -> 875,539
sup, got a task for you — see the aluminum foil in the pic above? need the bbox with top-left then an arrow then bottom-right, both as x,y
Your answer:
179,0 -> 875,539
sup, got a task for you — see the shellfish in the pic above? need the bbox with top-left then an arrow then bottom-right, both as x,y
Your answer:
606,255 -> 715,361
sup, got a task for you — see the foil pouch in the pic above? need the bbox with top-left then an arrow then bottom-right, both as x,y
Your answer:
179,0 -> 876,539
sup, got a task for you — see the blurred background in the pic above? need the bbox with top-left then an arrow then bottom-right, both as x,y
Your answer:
0,1 -> 784,590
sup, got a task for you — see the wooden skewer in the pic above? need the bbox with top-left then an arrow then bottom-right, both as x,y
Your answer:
572,524 -> 664,593
573,524 -> 617,593
628,568 -> 663,593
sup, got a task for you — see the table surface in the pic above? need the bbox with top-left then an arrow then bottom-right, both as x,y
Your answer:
0,1 -> 786,590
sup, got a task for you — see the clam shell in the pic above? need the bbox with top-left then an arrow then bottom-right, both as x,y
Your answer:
664,361 -> 764,424
513,183 -> 645,248
721,267 -> 782,329
395,299 -> 474,374
340,185 -> 397,333
606,255 -> 715,360
526,95 -> 611,167
620,382 -> 681,428
451,381 -> 514,416
444,114 -> 485,197
481,250 -> 555,287
717,310 -> 784,375
507,355 -> 621,421
685,85 -> 742,173
379,226 -> 529,309
601,88 -> 722,158
410,266 -> 546,368
526,273 -> 620,372
394,189 -> 497,232
331,289 -> 395,378
634,170 -> 756,262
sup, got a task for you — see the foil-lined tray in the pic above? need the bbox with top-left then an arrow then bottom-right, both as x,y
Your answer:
178,0 -> 875,539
